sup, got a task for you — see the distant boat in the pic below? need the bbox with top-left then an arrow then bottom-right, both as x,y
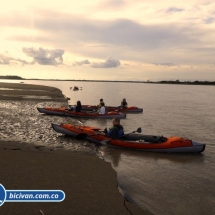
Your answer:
73,86 -> 79,91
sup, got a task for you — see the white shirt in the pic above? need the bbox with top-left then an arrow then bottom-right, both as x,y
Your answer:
99,106 -> 106,114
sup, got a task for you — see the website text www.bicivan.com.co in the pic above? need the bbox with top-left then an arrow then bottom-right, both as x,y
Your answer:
7,192 -> 60,200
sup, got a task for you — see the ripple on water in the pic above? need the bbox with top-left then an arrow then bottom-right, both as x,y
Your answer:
0,100 -> 97,152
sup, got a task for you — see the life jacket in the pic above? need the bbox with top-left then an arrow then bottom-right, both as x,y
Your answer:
107,125 -> 124,138
116,125 -> 124,138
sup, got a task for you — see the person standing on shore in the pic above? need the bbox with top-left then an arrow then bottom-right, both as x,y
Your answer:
104,118 -> 124,139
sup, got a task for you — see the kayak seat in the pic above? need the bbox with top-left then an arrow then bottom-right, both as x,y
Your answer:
153,136 -> 167,143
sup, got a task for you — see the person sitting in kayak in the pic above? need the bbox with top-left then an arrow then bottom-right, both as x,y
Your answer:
74,100 -> 82,112
104,118 -> 124,139
68,101 -> 82,112
98,98 -> 105,107
121,98 -> 127,109
99,102 -> 106,114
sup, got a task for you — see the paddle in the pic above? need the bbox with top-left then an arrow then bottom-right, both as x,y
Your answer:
121,127 -> 142,136
62,108 -> 74,116
76,127 -> 142,143
137,127 -> 142,133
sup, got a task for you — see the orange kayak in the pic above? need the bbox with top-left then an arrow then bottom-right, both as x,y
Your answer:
51,123 -> 206,153
37,107 -> 126,118
69,105 -> 143,113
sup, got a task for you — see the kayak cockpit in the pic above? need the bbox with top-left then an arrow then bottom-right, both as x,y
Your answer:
121,134 -> 167,143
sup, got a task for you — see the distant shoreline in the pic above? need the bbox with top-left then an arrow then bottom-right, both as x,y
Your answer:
0,75 -> 215,85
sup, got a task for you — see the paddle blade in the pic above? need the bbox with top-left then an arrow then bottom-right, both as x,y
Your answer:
136,127 -> 142,133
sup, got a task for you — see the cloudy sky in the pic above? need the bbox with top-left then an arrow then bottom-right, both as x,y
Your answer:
0,0 -> 215,81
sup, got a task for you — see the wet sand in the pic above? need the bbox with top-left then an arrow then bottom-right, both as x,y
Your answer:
0,83 -> 149,215
0,82 -> 67,102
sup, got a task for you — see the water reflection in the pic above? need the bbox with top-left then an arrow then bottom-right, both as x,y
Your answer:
98,146 -> 214,215
100,147 -> 206,168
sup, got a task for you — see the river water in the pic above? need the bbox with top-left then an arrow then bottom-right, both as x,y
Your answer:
1,80 -> 215,215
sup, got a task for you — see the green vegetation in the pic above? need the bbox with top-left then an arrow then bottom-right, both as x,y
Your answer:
157,80 -> 215,85
0,76 -> 215,85
0,75 -> 24,80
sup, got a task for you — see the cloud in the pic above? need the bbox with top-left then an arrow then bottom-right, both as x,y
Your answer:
0,47 -> 65,67
91,56 -> 120,68
2,8 -> 215,67
153,62 -> 176,67
34,16 -> 205,53
73,59 -> 90,66
166,7 -> 184,13
205,17 -> 214,24
3,11 -> 213,53
97,0 -> 126,10
0,54 -> 14,65
0,53 -> 29,66
22,47 -> 64,65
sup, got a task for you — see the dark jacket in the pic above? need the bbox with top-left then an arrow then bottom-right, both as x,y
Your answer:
75,105 -> 82,112
107,125 -> 124,139
121,101 -> 127,108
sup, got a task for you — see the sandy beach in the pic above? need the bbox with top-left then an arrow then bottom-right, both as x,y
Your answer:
0,83 -> 150,215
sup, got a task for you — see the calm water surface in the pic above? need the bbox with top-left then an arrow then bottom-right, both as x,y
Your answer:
1,80 -> 215,215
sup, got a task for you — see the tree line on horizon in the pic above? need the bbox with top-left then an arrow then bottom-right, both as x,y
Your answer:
0,75 -> 23,80
0,75 -> 215,85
